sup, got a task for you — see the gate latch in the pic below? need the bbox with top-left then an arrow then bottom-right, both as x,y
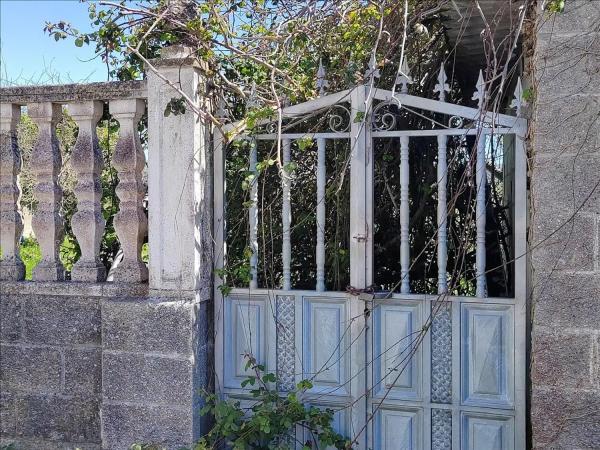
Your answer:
353,233 -> 367,242
358,292 -> 374,302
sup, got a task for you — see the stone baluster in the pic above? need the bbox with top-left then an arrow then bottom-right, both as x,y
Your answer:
0,104 -> 25,280
68,101 -> 106,281
28,102 -> 65,281
109,99 -> 148,282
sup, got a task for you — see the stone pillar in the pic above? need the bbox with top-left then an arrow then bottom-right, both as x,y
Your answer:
27,102 -> 65,281
530,1 -> 600,448
146,45 -> 213,295
101,46 -> 213,449
68,101 -> 106,282
0,104 -> 25,281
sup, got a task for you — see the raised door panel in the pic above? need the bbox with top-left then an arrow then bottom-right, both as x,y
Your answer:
461,413 -> 514,450
373,408 -> 421,450
373,301 -> 422,400
303,297 -> 349,395
461,304 -> 514,409
224,296 -> 270,389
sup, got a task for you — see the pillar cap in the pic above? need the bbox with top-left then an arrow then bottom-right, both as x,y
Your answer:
148,45 -> 207,70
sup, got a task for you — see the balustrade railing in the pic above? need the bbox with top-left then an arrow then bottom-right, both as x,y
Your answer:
0,80 -> 148,283
1,46 -> 212,292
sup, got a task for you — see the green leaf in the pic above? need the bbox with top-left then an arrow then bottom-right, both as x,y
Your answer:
297,379 -> 313,390
353,111 -> 366,123
218,284 -> 232,296
522,87 -> 534,102
262,373 -> 276,383
283,161 -> 297,174
545,0 -> 565,13
241,376 -> 256,388
296,136 -> 314,151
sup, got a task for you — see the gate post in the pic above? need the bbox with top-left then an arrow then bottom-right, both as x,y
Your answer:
101,46 -> 214,449
348,84 -> 370,450
146,45 -> 213,294
350,86 -> 370,289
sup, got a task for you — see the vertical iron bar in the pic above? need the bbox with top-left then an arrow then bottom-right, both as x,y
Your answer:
475,132 -> 487,298
400,135 -> 410,293
282,138 -> 292,290
437,135 -> 448,294
316,137 -> 326,292
249,138 -> 259,289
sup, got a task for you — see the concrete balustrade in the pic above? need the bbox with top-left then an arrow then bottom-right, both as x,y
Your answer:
0,83 -> 149,283
68,100 -> 106,282
0,103 -> 25,280
110,98 -> 149,283
27,102 -> 66,281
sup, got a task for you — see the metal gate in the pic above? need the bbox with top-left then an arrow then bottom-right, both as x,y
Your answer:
214,63 -> 527,450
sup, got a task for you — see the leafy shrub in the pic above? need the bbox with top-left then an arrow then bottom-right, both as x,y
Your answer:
131,356 -> 351,450
18,236 -> 80,280
19,237 -> 41,280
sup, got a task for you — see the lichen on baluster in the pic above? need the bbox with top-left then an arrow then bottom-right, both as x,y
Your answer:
0,103 -> 25,281
109,99 -> 148,282
68,101 -> 106,282
27,102 -> 65,281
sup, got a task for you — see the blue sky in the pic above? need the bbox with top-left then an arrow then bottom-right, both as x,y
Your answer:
0,0 -> 107,86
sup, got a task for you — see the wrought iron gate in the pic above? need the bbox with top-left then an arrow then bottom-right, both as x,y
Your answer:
214,63 -> 527,450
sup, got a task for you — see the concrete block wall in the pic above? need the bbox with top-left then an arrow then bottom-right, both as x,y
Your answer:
101,295 -> 212,449
0,283 -> 123,449
530,1 -> 600,448
0,283 -> 211,450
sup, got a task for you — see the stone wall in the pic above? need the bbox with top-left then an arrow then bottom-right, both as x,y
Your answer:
0,283 -> 135,449
0,283 -> 211,450
530,1 -> 600,448
0,46 -> 213,450
101,293 -> 212,449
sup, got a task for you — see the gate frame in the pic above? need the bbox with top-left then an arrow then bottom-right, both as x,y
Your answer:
213,77 -> 527,450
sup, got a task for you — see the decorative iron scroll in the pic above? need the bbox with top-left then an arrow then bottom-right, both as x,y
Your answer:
254,103 -> 351,134
371,100 -> 400,131
448,115 -> 465,128
327,104 -> 351,132
265,121 -> 278,134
